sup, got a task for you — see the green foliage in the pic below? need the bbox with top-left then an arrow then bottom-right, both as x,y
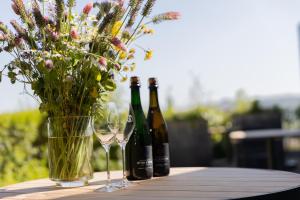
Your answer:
295,105 -> 300,120
0,110 -> 121,187
166,106 -> 230,127
164,105 -> 230,160
0,110 -> 47,187
233,89 -> 253,114
55,0 -> 65,32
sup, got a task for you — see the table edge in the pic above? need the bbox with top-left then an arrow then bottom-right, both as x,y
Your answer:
234,184 -> 300,200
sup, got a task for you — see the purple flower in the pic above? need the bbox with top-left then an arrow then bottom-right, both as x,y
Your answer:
109,71 -> 115,79
111,37 -> 127,52
11,2 -> 20,15
114,63 -> 121,71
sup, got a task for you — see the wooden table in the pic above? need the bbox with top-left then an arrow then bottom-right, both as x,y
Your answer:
1,168 -> 300,200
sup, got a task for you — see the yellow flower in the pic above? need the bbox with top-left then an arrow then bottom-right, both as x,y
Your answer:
123,66 -> 129,72
144,28 -> 155,35
138,24 -> 147,34
148,29 -> 155,34
144,50 -> 153,60
127,54 -> 134,60
90,87 -> 98,98
96,73 -> 101,82
119,51 -> 127,60
121,76 -> 128,82
129,48 -> 136,54
130,63 -> 136,71
111,21 -> 122,36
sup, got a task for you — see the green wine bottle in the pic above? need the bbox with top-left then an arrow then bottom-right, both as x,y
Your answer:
125,76 -> 153,180
148,78 -> 170,176
147,78 -> 170,177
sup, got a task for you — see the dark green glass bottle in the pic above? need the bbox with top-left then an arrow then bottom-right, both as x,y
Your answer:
147,78 -> 170,177
125,76 -> 153,180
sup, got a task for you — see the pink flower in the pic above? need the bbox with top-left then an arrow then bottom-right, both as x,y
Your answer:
164,12 -> 181,20
98,57 -> 107,66
45,60 -> 54,70
83,2 -> 93,15
0,34 -> 6,41
51,31 -> 59,41
117,0 -> 125,6
44,16 -> 54,25
14,37 -> 23,46
70,27 -> 79,40
111,37 -> 127,52
43,16 -> 49,23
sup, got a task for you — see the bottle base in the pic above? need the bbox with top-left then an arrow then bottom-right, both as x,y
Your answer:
153,168 -> 170,177
154,173 -> 169,177
126,176 -> 153,181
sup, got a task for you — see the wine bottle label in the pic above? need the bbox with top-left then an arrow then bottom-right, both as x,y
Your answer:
136,145 -> 153,170
153,143 -> 170,168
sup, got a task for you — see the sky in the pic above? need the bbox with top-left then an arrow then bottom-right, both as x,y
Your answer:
1,0 -> 300,112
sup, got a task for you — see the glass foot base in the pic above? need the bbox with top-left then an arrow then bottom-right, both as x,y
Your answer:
113,179 -> 133,189
95,184 -> 119,192
56,180 -> 88,188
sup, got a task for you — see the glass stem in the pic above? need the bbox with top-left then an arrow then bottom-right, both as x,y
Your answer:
122,145 -> 126,182
105,146 -> 111,187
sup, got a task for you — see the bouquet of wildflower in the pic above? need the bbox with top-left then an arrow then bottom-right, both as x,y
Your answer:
0,0 -> 180,117
0,0 -> 179,184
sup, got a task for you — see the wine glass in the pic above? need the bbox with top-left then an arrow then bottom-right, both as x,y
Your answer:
114,103 -> 136,188
92,102 -> 119,192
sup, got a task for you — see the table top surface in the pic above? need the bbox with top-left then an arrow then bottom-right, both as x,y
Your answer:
230,129 -> 300,140
1,167 -> 300,200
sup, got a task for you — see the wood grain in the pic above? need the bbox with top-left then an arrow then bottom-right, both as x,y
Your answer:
1,168 -> 299,200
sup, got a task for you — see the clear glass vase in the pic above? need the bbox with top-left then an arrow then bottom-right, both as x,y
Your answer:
48,116 -> 93,187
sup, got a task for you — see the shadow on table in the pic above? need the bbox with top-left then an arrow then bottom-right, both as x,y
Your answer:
0,185 -> 57,199
0,179 -> 107,199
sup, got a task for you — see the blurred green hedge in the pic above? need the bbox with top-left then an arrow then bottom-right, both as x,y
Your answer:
0,110 -> 121,187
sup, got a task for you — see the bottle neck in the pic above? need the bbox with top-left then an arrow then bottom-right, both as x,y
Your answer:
131,86 -> 142,107
149,87 -> 160,108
